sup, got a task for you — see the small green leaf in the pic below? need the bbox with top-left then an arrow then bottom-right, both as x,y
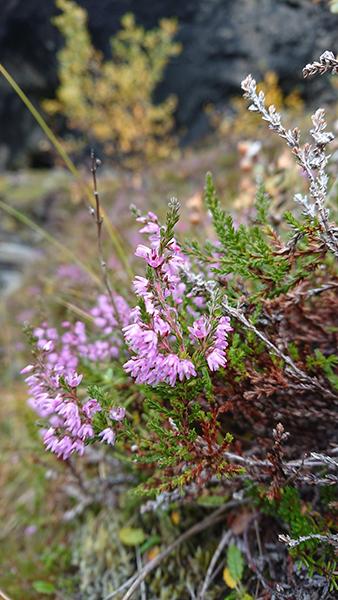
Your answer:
227,543 -> 244,583
32,581 -> 56,595
139,534 -> 161,553
119,526 -> 146,546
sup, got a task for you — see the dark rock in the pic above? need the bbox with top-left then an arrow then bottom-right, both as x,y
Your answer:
0,0 -> 338,167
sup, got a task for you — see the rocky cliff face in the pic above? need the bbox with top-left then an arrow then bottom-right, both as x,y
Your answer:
1,0 -> 337,168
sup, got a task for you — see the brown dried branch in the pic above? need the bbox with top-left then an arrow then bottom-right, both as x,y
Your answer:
90,150 -> 125,331
286,281 -> 338,302
221,448 -> 338,488
90,150 -> 115,301
222,300 -> 337,399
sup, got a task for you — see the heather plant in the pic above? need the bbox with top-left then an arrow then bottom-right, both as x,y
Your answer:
44,0 -> 181,166
14,52 -> 338,598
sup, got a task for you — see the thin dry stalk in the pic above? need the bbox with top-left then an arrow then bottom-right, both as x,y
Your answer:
90,150 -> 115,303
279,533 -> 338,550
222,300 -> 337,400
120,500 -> 245,600
90,150 -> 124,331
198,529 -> 232,599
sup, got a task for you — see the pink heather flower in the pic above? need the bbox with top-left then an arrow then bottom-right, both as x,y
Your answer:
22,291 -> 132,460
72,439 -> 85,456
139,222 -> 160,235
206,348 -> 227,371
217,316 -> 233,335
135,245 -> 164,268
83,399 -> 101,418
64,371 -> 83,388
133,276 -> 149,295
57,264 -> 89,283
163,354 -> 196,386
135,244 -> 152,260
42,340 -> 54,352
123,323 -> 158,355
193,296 -> 205,308
99,427 -> 116,445
124,352 -> 197,387
123,208 -> 201,388
201,316 -> 233,372
110,406 -> 126,421
136,211 -> 157,223
188,316 -> 211,340
20,364 -> 34,374
153,316 -> 170,336
176,358 -> 197,381
24,525 -> 37,537
78,423 -> 94,439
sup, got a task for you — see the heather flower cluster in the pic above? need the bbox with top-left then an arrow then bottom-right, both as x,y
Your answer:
21,343 -> 125,459
21,293 -> 129,459
189,315 -> 233,371
33,292 -> 130,370
123,205 -> 232,386
21,205 -> 233,460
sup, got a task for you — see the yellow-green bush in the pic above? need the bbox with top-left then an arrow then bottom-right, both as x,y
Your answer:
44,0 -> 181,166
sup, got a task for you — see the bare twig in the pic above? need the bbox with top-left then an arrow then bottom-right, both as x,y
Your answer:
279,533 -> 338,550
242,532 -> 282,599
186,581 -> 197,600
303,51 -> 338,78
286,281 -> 338,302
90,150 -> 115,301
90,150 -> 124,331
136,547 -> 147,600
198,529 -> 232,599
221,447 -> 338,487
66,457 -> 89,494
0,590 -> 13,600
222,300 -> 337,399
120,500 -> 245,600
103,574 -> 138,600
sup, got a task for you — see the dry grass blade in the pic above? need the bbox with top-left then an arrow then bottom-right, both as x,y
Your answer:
119,501 -> 245,600
0,62 -> 133,278
0,198 -> 101,286
198,529 -> 232,599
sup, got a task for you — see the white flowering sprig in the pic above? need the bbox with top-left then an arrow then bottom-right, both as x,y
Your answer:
241,68 -> 338,258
